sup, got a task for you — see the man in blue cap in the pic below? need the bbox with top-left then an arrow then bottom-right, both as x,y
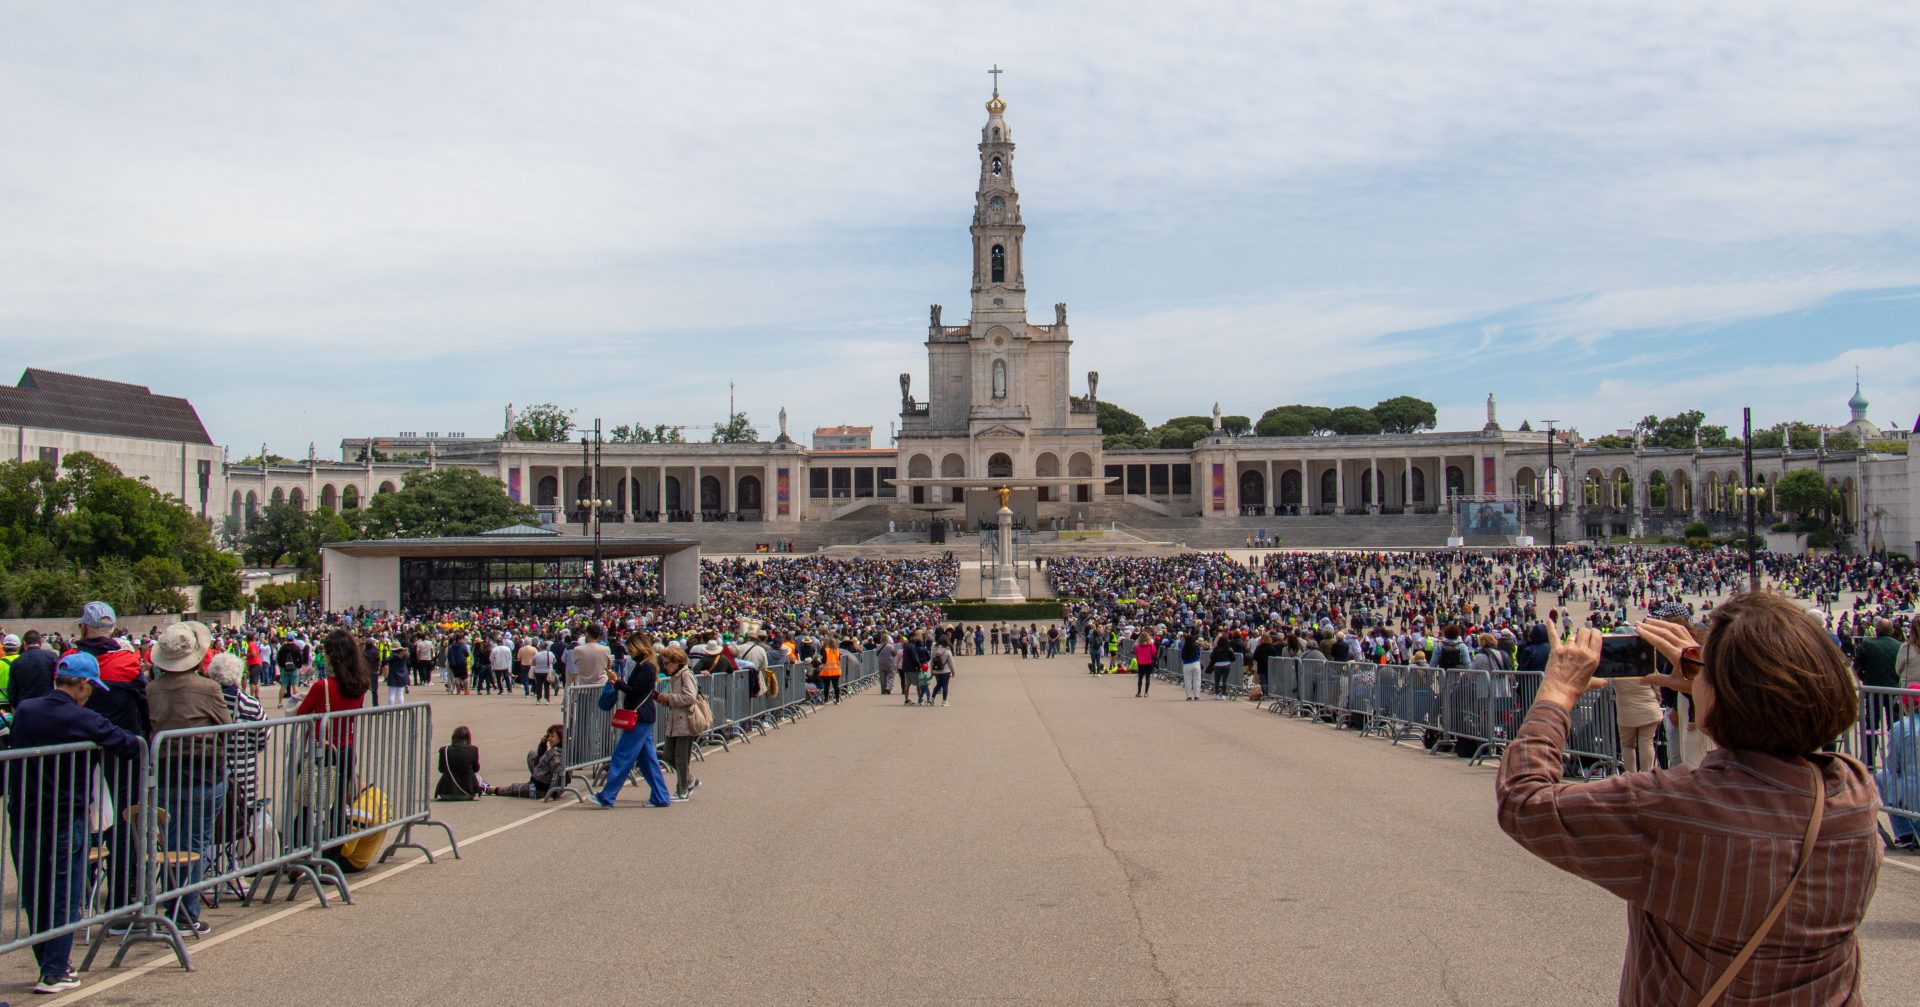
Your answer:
6,651 -> 144,994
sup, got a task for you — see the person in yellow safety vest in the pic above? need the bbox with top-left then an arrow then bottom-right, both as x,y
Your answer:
817,641 -> 843,705
0,633 -> 18,710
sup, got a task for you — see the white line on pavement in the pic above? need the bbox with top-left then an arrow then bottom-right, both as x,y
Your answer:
47,799 -> 579,1004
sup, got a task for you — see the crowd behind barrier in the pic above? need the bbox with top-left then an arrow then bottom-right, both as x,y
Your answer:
1,703 -> 453,977
560,650 -> 881,797
1164,653 -> 1919,838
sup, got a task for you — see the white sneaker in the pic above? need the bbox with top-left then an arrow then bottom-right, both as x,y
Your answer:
941,700 -> 950,707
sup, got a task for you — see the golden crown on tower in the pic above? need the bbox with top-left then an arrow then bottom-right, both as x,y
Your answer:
986,93 -> 1006,115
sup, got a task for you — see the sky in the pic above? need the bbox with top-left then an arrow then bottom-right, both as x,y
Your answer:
3,1 -> 1919,455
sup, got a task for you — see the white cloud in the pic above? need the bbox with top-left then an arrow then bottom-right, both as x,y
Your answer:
1,1 -> 1918,448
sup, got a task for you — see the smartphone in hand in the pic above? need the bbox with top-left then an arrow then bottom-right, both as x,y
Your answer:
1597,634 -> 1656,680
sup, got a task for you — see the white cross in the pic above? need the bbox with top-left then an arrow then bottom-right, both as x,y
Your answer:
989,64 -> 1003,95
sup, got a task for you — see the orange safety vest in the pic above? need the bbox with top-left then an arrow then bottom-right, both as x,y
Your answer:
819,646 -> 842,678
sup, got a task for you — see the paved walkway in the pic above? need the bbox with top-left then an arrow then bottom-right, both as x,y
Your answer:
28,654 -> 1920,1006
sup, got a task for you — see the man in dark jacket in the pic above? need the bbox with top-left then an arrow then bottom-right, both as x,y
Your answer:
1513,623 -> 1552,721
68,601 -> 149,924
6,630 -> 59,708
6,652 -> 143,994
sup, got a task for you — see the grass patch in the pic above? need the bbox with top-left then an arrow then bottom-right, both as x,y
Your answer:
941,600 -> 1065,621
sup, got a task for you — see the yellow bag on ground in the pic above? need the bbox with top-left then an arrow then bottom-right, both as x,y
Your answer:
334,785 -> 393,872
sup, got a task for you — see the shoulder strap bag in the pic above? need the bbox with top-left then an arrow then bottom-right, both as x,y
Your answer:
1696,766 -> 1826,1007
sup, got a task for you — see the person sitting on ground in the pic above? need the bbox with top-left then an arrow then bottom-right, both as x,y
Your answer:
490,725 -> 566,799
435,725 -> 485,800
1497,592 -> 1882,1004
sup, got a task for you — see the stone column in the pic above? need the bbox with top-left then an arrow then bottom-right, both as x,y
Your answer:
693,465 -> 702,521
661,546 -> 702,606
1334,460 -> 1344,515
656,466 -> 666,521
1402,457 -> 1413,513
621,466 -> 632,521
1368,454 -> 1380,513
1299,458 -> 1309,513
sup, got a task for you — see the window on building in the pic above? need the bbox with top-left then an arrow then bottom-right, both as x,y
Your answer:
877,466 -> 897,498
1171,464 -> 1192,496
1126,465 -> 1146,495
831,467 -> 851,499
991,245 -> 1005,283
854,468 -> 874,498
1104,464 -> 1124,496
809,468 -> 829,499
990,156 -> 1002,177
1149,464 -> 1170,496
37,446 -> 58,468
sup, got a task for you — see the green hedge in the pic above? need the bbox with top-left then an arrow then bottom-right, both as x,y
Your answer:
940,600 -> 1065,622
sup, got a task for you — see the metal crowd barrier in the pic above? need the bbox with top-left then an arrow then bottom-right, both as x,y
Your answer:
0,702 -> 464,975
1849,685 -> 1920,839
559,683 -> 616,799
2,741 -> 150,968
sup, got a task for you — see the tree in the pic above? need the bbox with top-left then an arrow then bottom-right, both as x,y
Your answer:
1327,406 -> 1382,436
1151,419 -> 1212,450
1747,421 -> 1823,452
1634,410 -> 1732,450
1222,415 -> 1252,436
235,452 -> 294,466
1370,396 -> 1437,434
611,422 -> 686,444
359,467 -> 536,539
1586,434 -> 1634,449
1255,405 -> 1334,437
1774,468 -> 1837,522
710,411 -> 759,444
1097,402 -> 1148,447
0,452 -> 241,616
1254,409 -> 1312,437
241,498 -> 312,567
512,403 -> 576,442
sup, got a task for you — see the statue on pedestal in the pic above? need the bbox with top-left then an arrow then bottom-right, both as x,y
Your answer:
997,485 -> 1012,511
778,406 -> 789,440
504,403 -> 517,441
1211,402 -> 1223,431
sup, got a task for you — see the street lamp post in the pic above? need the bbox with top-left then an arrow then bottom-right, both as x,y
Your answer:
580,420 -> 606,588
1542,420 -> 1560,560
1743,407 -> 1757,592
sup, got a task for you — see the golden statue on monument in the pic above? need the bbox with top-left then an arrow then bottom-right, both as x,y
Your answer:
996,485 -> 1012,511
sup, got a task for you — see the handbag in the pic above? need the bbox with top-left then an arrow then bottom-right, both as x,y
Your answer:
611,708 -> 640,731
87,762 -> 115,834
687,695 -> 714,735
1695,767 -> 1825,1007
597,680 -> 618,712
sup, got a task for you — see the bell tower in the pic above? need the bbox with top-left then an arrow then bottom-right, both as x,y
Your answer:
970,67 -> 1025,327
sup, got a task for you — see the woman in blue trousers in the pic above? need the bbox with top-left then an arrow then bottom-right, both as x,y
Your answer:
595,637 -> 672,808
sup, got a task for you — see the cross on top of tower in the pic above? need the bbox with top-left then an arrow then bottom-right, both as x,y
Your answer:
986,64 -> 1006,114
989,64 -> 1003,96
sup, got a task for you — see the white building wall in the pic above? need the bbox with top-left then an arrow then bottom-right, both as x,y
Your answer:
2,423 -> 225,518
320,550 -> 400,612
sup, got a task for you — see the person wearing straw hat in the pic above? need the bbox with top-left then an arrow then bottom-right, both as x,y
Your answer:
147,621 -> 232,934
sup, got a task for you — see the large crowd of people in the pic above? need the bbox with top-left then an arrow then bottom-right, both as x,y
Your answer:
2,544 -> 1918,997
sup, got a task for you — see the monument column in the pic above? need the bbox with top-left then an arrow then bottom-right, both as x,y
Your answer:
1368,454 -> 1380,513
656,466 -> 667,521
1299,459 -> 1309,513
1334,460 -> 1344,514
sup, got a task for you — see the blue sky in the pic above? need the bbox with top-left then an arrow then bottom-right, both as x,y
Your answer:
3,1 -> 1918,454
